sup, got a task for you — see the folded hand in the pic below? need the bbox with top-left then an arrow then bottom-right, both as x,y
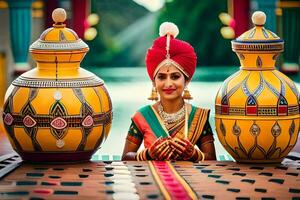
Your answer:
169,138 -> 196,161
149,137 -> 174,160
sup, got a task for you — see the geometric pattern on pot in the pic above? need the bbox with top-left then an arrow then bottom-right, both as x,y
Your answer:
2,86 -> 112,152
216,71 -> 299,116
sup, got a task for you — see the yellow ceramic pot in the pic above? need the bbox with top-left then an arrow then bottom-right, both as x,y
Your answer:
215,11 -> 300,163
2,8 -> 112,162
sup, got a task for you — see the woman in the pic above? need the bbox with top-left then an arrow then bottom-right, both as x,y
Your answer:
122,22 -> 216,161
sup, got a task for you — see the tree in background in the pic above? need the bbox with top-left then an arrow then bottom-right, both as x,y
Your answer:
158,0 -> 238,66
83,0 -> 238,67
82,0 -> 150,67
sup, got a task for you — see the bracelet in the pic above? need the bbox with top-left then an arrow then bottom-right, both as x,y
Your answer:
136,148 -> 149,161
199,149 -> 205,162
195,149 -> 205,162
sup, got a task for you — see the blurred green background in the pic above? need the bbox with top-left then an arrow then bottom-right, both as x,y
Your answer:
83,0 -> 238,67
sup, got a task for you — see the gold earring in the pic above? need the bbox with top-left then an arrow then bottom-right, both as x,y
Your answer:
148,86 -> 159,101
183,87 -> 193,100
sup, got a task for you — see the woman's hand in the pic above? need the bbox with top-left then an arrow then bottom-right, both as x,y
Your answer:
169,138 -> 197,161
148,137 -> 173,160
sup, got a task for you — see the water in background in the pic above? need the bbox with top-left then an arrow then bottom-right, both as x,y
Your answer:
88,67 -> 300,161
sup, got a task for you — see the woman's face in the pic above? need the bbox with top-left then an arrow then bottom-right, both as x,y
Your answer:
154,64 -> 187,101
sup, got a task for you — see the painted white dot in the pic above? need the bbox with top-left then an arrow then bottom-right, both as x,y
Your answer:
56,139 -> 65,148
54,90 -> 62,100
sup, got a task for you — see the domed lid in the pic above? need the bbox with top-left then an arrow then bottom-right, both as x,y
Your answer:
232,11 -> 283,53
30,8 -> 88,51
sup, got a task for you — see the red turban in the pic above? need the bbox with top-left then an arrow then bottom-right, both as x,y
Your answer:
145,36 -> 197,81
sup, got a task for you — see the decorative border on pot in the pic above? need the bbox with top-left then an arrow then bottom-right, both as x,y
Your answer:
12,76 -> 104,88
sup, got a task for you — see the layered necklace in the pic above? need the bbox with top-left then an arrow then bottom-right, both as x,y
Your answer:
157,101 -> 186,124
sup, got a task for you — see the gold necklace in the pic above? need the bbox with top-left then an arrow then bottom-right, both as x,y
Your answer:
157,101 -> 185,124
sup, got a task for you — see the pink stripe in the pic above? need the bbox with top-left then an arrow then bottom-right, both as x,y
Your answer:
152,161 -> 192,200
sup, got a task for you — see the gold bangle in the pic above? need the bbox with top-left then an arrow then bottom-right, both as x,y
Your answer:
199,150 -> 205,162
194,149 -> 205,162
143,149 -> 148,160
141,150 -> 144,160
136,153 -> 140,161
136,151 -> 142,161
195,149 -> 201,161
137,148 -> 149,161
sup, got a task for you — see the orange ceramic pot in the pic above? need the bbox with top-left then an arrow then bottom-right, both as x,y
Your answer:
2,8 -> 112,162
215,11 -> 300,163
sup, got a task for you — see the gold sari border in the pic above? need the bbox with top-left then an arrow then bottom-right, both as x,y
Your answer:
189,108 -> 210,144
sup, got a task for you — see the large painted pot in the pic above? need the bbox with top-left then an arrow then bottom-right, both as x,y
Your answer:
215,11 -> 300,163
2,8 -> 112,162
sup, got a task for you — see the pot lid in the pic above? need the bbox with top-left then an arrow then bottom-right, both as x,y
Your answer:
30,8 -> 88,51
232,11 -> 283,52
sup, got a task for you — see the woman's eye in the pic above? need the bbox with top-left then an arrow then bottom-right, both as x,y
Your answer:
157,75 -> 166,80
171,75 -> 180,80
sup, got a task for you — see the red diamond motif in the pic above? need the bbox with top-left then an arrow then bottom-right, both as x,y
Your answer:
51,117 -> 67,130
23,115 -> 37,128
4,113 -> 13,125
82,115 -> 94,127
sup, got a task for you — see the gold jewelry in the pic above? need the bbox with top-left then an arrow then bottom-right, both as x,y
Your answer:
148,86 -> 159,101
154,59 -> 189,79
166,148 -> 175,160
193,148 -> 205,162
195,149 -> 201,161
158,101 -> 185,124
158,141 -> 171,160
155,141 -> 169,157
199,149 -> 205,162
183,87 -> 193,100
136,148 -> 149,161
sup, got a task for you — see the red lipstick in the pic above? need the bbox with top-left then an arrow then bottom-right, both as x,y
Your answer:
162,88 -> 176,94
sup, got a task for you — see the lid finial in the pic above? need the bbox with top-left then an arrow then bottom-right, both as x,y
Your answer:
52,8 -> 66,24
252,11 -> 266,26
30,7 -> 89,54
